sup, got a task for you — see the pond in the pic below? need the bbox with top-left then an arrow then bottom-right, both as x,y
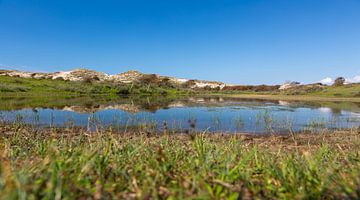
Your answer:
1,96 -> 360,133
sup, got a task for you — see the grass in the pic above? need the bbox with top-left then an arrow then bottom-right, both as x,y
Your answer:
0,124 -> 359,199
0,75 -> 191,97
215,94 -> 360,103
215,83 -> 360,101
299,83 -> 360,97
2,75 -> 360,101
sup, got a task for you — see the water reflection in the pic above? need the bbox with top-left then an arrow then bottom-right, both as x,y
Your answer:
1,96 -> 360,133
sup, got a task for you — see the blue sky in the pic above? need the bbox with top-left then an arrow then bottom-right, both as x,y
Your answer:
0,0 -> 359,84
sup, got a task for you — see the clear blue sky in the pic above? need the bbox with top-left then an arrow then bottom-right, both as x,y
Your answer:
0,0 -> 359,84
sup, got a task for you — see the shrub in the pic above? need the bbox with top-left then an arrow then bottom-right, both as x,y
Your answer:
54,77 -> 65,81
138,74 -> 159,85
182,80 -> 196,88
159,77 -> 174,88
14,79 -> 24,84
92,75 -> 100,81
116,85 -> 131,95
159,89 -> 168,95
223,85 -> 279,92
333,77 -> 345,87
82,77 -> 93,84
60,86 -> 78,93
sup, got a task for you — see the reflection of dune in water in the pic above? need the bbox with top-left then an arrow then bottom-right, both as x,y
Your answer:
2,96 -> 360,116
60,97 -> 232,114
318,107 -> 332,113
62,104 -> 143,114
57,98 -> 360,115
278,100 -> 290,106
56,98 -> 285,114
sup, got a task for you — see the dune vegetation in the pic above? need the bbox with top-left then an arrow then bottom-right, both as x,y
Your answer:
221,83 -> 360,98
2,75 -> 360,102
0,75 -> 190,97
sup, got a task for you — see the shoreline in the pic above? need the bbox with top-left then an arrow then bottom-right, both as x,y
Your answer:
2,92 -> 360,102
208,93 -> 360,102
1,123 -> 359,139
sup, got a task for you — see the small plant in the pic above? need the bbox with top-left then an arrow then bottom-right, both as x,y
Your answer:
234,115 -> 244,131
162,121 -> 168,133
188,118 -> 197,133
263,110 -> 274,132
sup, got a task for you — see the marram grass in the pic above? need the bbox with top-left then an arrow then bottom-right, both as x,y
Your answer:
0,125 -> 359,199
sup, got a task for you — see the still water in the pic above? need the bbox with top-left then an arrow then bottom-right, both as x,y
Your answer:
1,97 -> 360,133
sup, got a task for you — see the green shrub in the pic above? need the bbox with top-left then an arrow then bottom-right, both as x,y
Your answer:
333,77 -> 345,87
54,77 -> 65,81
116,85 -> 131,95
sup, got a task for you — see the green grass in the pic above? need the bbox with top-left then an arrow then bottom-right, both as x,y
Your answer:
2,75 -> 360,99
216,83 -> 360,98
0,124 -> 359,199
309,84 -> 360,97
0,75 -> 273,97
0,75 -> 191,97
277,83 -> 360,98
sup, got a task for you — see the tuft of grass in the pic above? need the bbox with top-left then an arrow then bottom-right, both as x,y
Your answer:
0,124 -> 359,199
